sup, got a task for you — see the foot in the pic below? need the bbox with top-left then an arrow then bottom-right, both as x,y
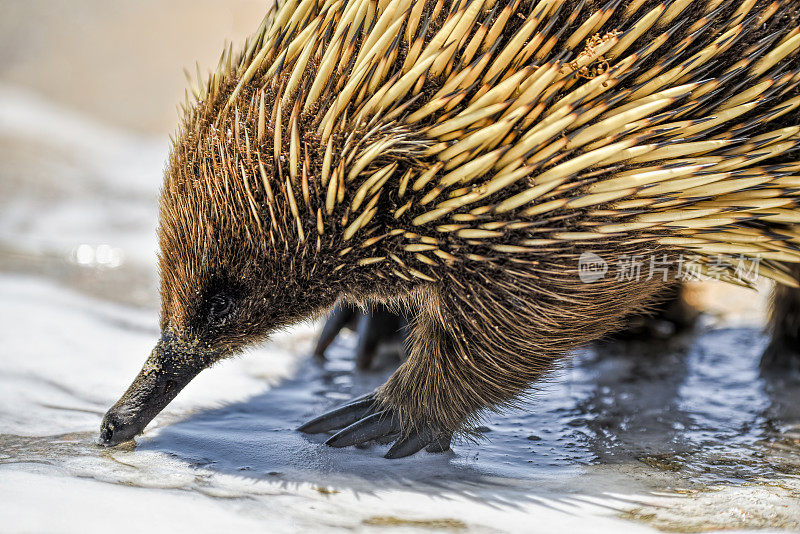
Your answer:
297,393 -> 452,458
314,301 -> 409,370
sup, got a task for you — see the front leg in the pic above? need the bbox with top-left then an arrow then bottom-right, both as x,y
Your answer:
299,298 -> 464,457
300,287 -> 543,457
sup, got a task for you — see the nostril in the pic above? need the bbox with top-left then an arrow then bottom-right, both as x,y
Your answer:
100,422 -> 114,443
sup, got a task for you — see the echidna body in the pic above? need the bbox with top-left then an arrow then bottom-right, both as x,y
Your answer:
100,0 -> 800,457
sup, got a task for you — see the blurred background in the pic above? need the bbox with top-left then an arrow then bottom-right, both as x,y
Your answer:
0,0 -> 264,133
1,2 -> 799,532
0,0 -> 266,309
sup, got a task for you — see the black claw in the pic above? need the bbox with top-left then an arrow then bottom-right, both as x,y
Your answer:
375,432 -> 401,445
298,396 -> 377,434
314,302 -> 356,358
325,411 -> 400,448
425,433 -> 452,453
342,391 -> 377,406
385,430 -> 430,459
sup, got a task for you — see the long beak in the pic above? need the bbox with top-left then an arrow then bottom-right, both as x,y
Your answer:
98,333 -> 207,446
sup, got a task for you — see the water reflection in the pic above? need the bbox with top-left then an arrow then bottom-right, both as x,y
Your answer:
580,334 -> 695,462
134,323 -> 800,494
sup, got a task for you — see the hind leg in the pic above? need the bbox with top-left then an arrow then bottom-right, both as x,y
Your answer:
762,264 -> 800,370
314,301 -> 409,370
611,283 -> 698,340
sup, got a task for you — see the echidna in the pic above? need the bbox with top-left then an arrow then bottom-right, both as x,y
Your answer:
99,0 -> 800,458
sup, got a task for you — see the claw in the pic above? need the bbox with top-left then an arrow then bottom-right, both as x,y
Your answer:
297,395 -> 377,434
425,432 -> 452,453
385,429 -> 430,459
375,432 -> 401,445
314,302 -> 356,358
325,411 -> 400,448
303,398 -> 451,457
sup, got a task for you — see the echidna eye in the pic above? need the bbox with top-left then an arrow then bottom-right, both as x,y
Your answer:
207,293 -> 234,322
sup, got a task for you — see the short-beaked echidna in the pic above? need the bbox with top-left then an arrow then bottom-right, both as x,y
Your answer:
100,0 -> 800,458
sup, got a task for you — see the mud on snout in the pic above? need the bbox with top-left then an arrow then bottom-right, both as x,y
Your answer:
98,333 -> 209,447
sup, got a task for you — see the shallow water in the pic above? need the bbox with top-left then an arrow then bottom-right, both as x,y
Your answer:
1,86 -> 800,533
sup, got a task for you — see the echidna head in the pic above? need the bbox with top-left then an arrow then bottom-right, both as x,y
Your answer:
99,122 -> 335,447
155,182 -> 275,355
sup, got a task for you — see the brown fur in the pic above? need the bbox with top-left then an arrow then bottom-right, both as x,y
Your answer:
155,0 -> 800,438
